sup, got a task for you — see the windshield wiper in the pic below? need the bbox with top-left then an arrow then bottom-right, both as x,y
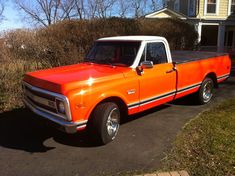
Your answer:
85,58 -> 114,67
98,59 -> 114,66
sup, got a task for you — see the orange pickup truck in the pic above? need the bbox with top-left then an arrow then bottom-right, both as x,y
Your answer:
22,36 -> 231,144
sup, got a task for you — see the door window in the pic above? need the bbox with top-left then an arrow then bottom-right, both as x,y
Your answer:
140,42 -> 167,65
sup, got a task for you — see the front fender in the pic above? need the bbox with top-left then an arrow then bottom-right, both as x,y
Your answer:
66,87 -> 135,122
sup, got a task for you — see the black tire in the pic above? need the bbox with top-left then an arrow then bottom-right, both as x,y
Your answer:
88,102 -> 120,145
196,77 -> 214,105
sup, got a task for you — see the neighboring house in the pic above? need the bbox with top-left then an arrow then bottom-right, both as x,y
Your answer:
145,0 -> 235,53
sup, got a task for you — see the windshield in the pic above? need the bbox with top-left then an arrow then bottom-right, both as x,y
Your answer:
85,41 -> 141,66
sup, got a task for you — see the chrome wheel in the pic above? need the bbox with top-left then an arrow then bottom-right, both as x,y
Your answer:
106,107 -> 120,139
202,80 -> 213,103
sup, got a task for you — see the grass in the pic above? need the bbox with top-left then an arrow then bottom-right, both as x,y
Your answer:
162,99 -> 235,176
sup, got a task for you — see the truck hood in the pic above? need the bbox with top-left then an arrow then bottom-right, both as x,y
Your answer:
24,63 -> 129,94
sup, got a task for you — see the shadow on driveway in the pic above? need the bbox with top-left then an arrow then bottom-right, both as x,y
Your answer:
0,105 -> 171,153
0,108 -> 95,152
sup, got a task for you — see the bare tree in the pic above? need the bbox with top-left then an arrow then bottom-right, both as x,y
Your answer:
59,0 -> 88,20
15,0 -> 80,27
131,0 -> 147,18
96,0 -> 116,18
150,0 -> 158,11
148,0 -> 163,12
60,0 -> 77,19
0,0 -> 5,21
85,0 -> 116,19
117,0 -> 129,18
86,0 -> 98,19
163,0 -> 172,7
14,0 -> 163,25
74,0 -> 86,19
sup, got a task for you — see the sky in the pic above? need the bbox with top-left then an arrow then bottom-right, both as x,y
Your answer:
1,1 -> 27,31
0,0 -> 164,32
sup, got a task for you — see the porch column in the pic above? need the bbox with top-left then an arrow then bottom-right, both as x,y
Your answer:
217,24 -> 225,52
197,22 -> 202,43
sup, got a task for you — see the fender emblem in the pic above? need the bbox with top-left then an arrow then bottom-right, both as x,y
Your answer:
127,89 -> 136,95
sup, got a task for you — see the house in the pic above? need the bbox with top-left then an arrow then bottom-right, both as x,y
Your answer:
145,0 -> 235,53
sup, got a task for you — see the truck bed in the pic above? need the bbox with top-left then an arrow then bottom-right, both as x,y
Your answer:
172,51 -> 227,64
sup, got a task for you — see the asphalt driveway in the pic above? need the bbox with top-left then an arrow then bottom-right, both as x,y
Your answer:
1,76 -> 235,176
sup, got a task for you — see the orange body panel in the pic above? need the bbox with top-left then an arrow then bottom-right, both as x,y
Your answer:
23,54 -> 231,127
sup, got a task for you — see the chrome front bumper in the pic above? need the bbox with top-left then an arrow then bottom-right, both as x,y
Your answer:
23,97 -> 87,133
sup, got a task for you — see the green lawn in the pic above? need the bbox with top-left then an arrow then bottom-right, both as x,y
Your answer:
162,99 -> 235,176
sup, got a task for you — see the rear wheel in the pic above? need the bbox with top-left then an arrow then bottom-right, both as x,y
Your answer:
196,77 -> 214,104
88,102 -> 120,145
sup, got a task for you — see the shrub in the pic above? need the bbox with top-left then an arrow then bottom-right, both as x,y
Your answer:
37,18 -> 140,66
0,17 -> 198,112
138,18 -> 198,50
2,18 -> 197,67
0,59 -> 48,112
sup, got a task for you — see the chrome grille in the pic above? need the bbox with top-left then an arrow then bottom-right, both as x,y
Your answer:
24,85 -> 55,101
25,89 -> 56,111
22,81 -> 72,121
23,84 -> 57,112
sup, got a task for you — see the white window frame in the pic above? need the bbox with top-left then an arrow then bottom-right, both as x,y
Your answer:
204,0 -> 220,15
131,39 -> 172,68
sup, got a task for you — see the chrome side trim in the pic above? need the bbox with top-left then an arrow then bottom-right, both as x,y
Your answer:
217,74 -> 230,80
127,82 -> 202,109
177,82 -> 202,94
140,91 -> 176,105
176,85 -> 201,94
128,104 -> 140,110
22,81 -> 72,121
127,102 -> 139,108
127,90 -> 175,109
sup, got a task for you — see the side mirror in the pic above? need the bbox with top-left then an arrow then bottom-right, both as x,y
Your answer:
140,61 -> 153,69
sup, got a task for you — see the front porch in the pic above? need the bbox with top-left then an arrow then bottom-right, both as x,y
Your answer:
197,22 -> 235,54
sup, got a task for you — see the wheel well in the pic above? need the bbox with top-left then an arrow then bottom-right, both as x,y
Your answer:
206,72 -> 218,88
98,97 -> 128,117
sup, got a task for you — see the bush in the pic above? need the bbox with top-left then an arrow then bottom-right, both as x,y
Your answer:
37,18 -> 140,66
138,18 -> 198,50
3,18 -> 197,66
0,60 -> 47,112
0,17 -> 198,112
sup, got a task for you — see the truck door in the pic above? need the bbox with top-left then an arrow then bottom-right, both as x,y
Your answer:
138,41 -> 176,111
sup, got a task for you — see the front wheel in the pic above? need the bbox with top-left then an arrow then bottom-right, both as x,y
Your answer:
88,102 -> 120,145
196,77 -> 214,104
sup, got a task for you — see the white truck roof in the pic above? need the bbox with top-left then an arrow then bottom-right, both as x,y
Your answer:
97,36 -> 166,42
97,35 -> 172,68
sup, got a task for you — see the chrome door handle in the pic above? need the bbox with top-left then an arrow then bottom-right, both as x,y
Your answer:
166,69 -> 174,73
166,67 -> 177,74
